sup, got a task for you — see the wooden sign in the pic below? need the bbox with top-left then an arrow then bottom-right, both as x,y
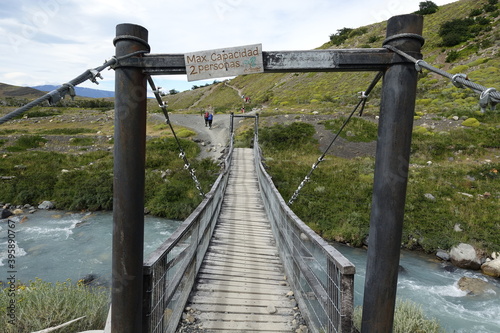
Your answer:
184,44 -> 263,81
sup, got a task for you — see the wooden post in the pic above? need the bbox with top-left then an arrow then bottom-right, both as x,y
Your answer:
361,14 -> 423,333
112,23 -> 149,333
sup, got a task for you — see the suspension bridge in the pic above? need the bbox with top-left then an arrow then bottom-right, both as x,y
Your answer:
2,13 -> 499,333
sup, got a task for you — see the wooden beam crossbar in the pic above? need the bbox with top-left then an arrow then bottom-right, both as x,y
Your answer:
116,49 -> 414,75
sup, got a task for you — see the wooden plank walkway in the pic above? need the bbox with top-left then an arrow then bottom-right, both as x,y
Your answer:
179,148 -> 302,332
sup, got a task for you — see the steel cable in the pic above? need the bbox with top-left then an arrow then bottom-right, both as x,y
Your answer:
0,50 -> 148,125
288,71 -> 383,205
147,76 -> 205,197
384,44 -> 500,110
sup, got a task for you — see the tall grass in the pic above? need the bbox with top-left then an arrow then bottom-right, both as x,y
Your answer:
0,279 -> 108,333
353,300 -> 445,333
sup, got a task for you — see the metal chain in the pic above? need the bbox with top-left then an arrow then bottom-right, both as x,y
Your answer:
147,76 -> 205,198
384,44 -> 500,112
288,72 -> 383,206
0,50 -> 148,125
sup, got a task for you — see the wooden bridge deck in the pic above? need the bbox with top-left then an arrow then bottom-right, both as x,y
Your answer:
181,148 -> 300,332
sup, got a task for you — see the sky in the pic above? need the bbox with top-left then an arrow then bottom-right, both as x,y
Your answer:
0,0 -> 457,94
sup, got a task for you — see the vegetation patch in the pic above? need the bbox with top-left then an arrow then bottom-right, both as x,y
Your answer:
0,137 -> 219,219
259,122 -> 499,254
69,137 -> 95,146
6,135 -> 47,152
353,299 -> 445,333
322,117 -> 378,142
0,279 -> 108,333
39,128 -> 95,135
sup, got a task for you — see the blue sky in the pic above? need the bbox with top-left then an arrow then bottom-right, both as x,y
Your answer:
0,0 -> 456,94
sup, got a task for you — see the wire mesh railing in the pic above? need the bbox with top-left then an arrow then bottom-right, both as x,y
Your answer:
141,144 -> 233,333
253,136 -> 356,333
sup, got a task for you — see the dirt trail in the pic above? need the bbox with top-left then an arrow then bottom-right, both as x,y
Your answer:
152,110 -> 257,161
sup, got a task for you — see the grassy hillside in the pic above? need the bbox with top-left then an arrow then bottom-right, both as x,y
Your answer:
162,0 -> 499,116
0,82 -> 44,100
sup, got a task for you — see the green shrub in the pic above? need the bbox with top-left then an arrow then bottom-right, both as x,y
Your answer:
39,128 -> 95,135
6,135 -> 47,152
353,299 -> 445,333
445,50 -> 460,63
439,18 -> 475,46
415,1 -> 439,15
53,170 -> 113,211
0,279 -> 109,333
22,108 -> 61,118
329,28 -> 353,46
349,27 -> 368,38
69,137 -> 95,146
176,129 -> 196,138
461,118 -> 480,127
259,122 -> 316,151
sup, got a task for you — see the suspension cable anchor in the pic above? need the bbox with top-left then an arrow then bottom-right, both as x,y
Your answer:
48,90 -> 62,106
357,91 -> 368,100
62,83 -> 76,100
415,59 -> 426,73
479,88 -> 498,113
451,74 -> 468,89
89,69 -> 103,84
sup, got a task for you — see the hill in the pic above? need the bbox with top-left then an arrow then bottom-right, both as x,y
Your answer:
163,0 -> 500,115
0,82 -> 45,99
32,85 -> 115,98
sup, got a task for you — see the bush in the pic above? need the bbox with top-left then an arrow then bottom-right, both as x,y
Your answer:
329,28 -> 353,46
39,128 -> 95,135
6,135 -> 47,152
259,122 -> 316,151
445,50 -> 460,63
415,1 -> 439,15
439,18 -> 475,47
353,299 -> 445,333
53,170 -> 113,211
461,118 -> 480,127
0,279 -> 109,333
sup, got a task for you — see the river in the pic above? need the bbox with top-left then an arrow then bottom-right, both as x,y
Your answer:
337,244 -> 500,333
1,211 -> 499,332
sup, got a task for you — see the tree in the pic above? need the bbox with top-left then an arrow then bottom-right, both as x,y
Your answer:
415,1 -> 439,15
169,89 -> 179,95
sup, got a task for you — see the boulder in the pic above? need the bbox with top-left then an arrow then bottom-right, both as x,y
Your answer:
449,243 -> 482,270
38,201 -> 55,210
481,258 -> 500,278
1,209 -> 13,219
457,276 -> 493,296
436,250 -> 450,261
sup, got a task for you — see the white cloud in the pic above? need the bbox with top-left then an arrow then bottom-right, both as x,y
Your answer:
0,0 -> 456,93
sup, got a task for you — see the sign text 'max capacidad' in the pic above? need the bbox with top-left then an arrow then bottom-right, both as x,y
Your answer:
184,44 -> 263,82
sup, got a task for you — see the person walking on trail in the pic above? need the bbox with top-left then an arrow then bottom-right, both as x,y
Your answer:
207,113 -> 213,129
203,110 -> 209,127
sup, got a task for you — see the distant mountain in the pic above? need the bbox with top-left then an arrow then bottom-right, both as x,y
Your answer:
31,85 -> 115,98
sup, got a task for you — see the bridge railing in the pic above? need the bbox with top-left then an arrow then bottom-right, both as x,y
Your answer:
141,142 -> 234,333
254,137 -> 356,333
